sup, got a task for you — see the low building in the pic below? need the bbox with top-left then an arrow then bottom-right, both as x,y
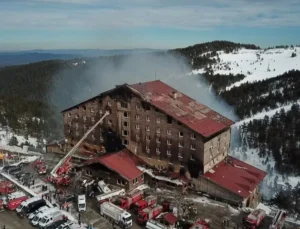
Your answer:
192,156 -> 267,208
79,149 -> 144,191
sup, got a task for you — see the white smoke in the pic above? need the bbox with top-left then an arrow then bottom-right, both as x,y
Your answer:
49,52 -> 237,122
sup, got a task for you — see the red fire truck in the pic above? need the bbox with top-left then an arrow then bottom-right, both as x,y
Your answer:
114,190 -> 143,209
137,205 -> 163,225
0,182 -> 17,195
133,195 -> 157,212
269,210 -> 287,229
244,209 -> 266,229
7,196 -> 28,210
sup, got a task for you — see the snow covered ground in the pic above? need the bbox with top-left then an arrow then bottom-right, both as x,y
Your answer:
0,127 -> 39,147
191,47 -> 300,90
234,100 -> 300,127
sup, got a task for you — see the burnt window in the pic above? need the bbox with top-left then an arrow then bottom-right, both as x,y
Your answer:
178,121 -> 182,126
146,126 -> 150,132
167,116 -> 172,124
68,113 -> 71,118
99,100 -> 102,106
135,115 -> 140,120
157,118 -> 161,123
107,101 -> 111,106
83,116 -> 87,121
75,114 -> 79,120
191,133 -> 196,139
136,134 -> 140,140
146,146 -> 150,153
178,142 -> 183,148
136,104 -> 141,109
136,124 -> 140,130
82,105 -> 86,111
121,102 -> 128,109
142,102 -> 151,111
156,138 -> 160,143
191,144 -> 195,150
122,130 -> 128,136
179,132 -> 184,137
146,116 -> 150,121
122,139 -> 128,146
167,139 -> 171,145
167,150 -> 171,156
123,121 -> 128,127
146,135 -> 150,141
123,112 -> 128,118
167,130 -> 171,135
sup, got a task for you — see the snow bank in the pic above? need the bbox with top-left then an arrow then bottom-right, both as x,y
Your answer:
137,166 -> 183,185
256,203 -> 271,215
0,128 -> 39,147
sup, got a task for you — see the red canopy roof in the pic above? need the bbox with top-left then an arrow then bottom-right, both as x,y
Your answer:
84,150 -> 143,180
129,80 -> 234,138
204,156 -> 267,198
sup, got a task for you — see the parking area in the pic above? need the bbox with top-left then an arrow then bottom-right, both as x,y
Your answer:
1,153 -> 300,229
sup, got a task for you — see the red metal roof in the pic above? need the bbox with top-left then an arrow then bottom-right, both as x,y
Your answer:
84,150 -> 143,180
129,80 -> 234,138
204,156 -> 267,198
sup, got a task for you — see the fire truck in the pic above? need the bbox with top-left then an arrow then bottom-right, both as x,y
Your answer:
137,205 -> 163,225
133,195 -> 157,212
7,195 -> 28,210
244,209 -> 266,229
0,182 -> 17,195
48,111 -> 109,186
269,210 -> 287,229
114,190 -> 143,209
96,189 -> 126,206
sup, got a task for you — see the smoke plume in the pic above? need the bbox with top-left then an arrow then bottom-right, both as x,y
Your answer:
49,52 -> 236,123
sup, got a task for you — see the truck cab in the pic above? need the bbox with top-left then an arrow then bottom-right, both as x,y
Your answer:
7,195 -> 28,210
77,194 -> 86,212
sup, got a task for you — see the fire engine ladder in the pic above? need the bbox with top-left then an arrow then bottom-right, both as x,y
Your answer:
270,210 -> 286,229
50,111 -> 110,178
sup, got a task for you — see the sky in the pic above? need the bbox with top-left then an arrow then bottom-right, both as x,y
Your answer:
1,0 -> 300,51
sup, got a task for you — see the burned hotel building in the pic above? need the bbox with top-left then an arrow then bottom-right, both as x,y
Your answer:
48,80 -> 266,207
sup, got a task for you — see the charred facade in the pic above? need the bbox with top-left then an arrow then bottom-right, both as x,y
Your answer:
61,80 -> 233,177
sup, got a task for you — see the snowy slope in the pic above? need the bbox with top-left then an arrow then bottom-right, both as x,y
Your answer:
191,47 -> 300,90
0,128 -> 38,147
234,101 -> 300,127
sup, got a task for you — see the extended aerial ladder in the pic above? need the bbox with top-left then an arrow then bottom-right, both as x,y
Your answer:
48,111 -> 110,184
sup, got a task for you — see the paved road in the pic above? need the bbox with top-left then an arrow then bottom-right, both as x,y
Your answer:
0,210 -> 35,229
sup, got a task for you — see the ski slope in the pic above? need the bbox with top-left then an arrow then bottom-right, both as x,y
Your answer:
191,47 -> 300,90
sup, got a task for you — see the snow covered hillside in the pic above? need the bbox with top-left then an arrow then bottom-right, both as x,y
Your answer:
190,46 -> 300,201
192,46 -> 300,90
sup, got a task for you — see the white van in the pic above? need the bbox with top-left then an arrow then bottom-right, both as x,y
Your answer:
77,195 -> 86,212
16,196 -> 41,213
31,206 -> 59,226
28,205 -> 49,220
38,210 -> 64,228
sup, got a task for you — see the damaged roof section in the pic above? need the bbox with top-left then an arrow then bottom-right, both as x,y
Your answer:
83,149 -> 143,181
61,80 -> 234,138
204,156 -> 267,198
128,80 -> 234,138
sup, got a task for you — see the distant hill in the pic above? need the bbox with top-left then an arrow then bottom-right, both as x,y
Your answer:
0,48 -> 162,67
0,53 -> 79,67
